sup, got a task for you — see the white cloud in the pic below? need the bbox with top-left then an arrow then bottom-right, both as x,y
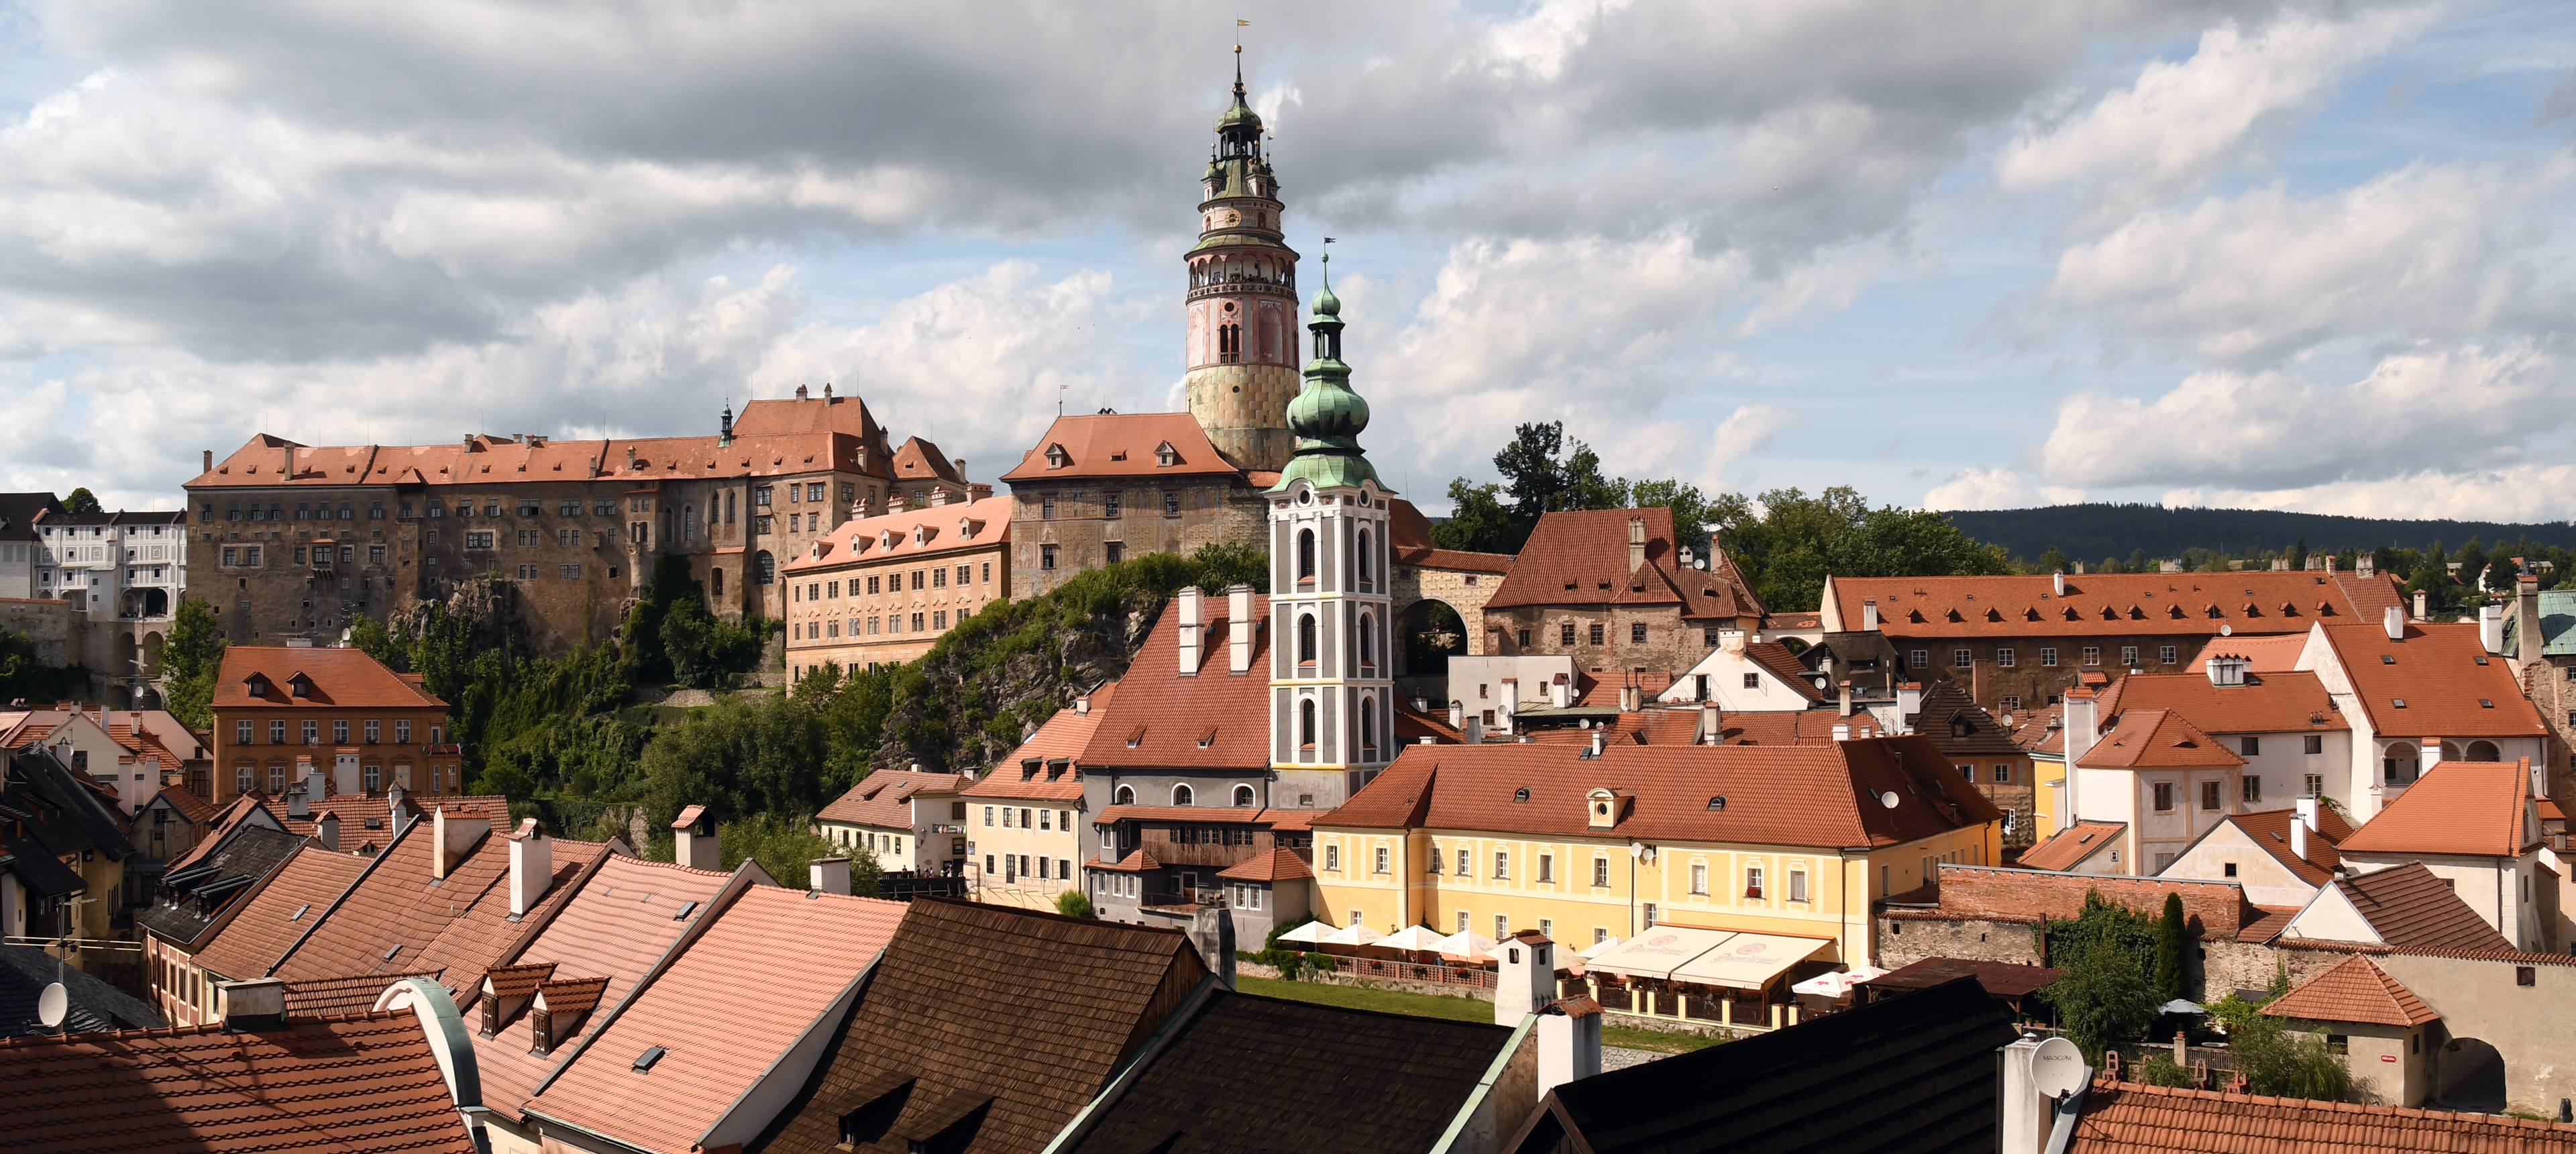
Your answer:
2161,466 -> 2576,522
1706,405 -> 1799,486
2000,9 -> 2433,209
1922,466 -> 2086,511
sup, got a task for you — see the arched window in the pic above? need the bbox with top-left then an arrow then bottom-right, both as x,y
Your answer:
755,550 -> 775,585
1234,784 -> 1255,807
684,504 -> 698,541
1360,704 -> 1377,756
1298,614 -> 1318,666
1297,529 -> 1316,581
1356,529 -> 1373,583
712,568 -> 724,596
1299,700 -> 1318,749
1172,784 -> 1193,806
1358,615 -> 1375,669
1114,784 -> 1135,805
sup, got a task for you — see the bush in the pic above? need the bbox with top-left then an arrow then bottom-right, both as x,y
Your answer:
1055,890 -> 1095,919
2224,1010 -> 2353,1101
2139,1053 -> 2194,1088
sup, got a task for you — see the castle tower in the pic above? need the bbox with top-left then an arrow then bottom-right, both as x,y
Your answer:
1269,254 -> 1394,807
1184,53 -> 1301,473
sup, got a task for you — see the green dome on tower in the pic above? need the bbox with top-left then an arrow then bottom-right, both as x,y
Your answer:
1268,251 -> 1389,495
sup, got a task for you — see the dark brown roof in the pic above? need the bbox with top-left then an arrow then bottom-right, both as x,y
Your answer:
1866,956 -> 2061,998
1485,506 -> 1758,621
749,900 -> 1210,1154
2068,1078 -> 2576,1153
2324,863 -> 2514,952
1909,680 -> 2022,756
1057,992 -> 1517,1154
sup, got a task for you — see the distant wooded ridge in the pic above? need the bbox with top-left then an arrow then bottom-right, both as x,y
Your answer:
1940,503 -> 2576,562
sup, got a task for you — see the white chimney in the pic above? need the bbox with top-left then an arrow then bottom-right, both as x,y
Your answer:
2479,605 -> 2504,654
333,749 -> 362,796
1720,629 -> 1746,653
1699,702 -> 1721,745
1831,723 -> 1851,742
1895,682 -> 1922,719
1177,586 -> 1203,675
1552,676 -> 1572,708
2062,689 -> 2100,768
286,779 -> 311,819
1587,730 -> 1605,758
1862,600 -> 1880,631
510,819 -> 553,916
1499,679 -> 1519,732
315,811 -> 339,853
2291,797 -> 2313,861
1619,684 -> 1640,713
1226,584 -> 1253,675
2053,571 -> 2066,597
433,806 -> 490,880
1538,1000 -> 1603,1101
1075,692 -> 1091,716
1839,681 -> 1854,718
217,978 -> 288,1031
672,805 -> 720,870
2420,737 -> 2442,772
2383,605 -> 2406,641
1998,1035 -> 2061,1154
810,856 -> 851,895
2412,589 -> 2428,621
1496,931 -> 1556,1022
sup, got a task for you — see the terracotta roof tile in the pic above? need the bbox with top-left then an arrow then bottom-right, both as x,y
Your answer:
1215,848 -> 1313,882
2019,822 -> 2126,872
1829,572 -> 2402,638
1486,507 -> 1758,621
280,971 -> 438,1016
888,436 -> 965,484
526,886 -> 906,1153
2340,759 -> 2538,857
155,784 -> 219,825
1320,735 -> 2001,850
966,683 -> 1121,802
2261,954 -> 2438,1027
2227,807 -> 2351,886
213,645 -> 447,711
2323,862 -> 2514,952
1077,596 -> 1272,771
818,771 -> 975,829
2318,621 -> 2550,737
2184,633 -> 2308,674
189,845 -> 371,980
2095,670 -> 2349,735
1745,641 -> 1827,702
2078,709 -> 2244,770
784,495 -> 1008,574
0,1010 -> 476,1153
1092,848 -> 1162,872
749,900 -> 1209,1154
1000,413 -> 1244,482
2068,1078 -> 2576,1153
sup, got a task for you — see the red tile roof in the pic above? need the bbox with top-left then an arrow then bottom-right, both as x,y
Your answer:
0,1010 -> 476,1153
1889,864 -> 2268,941
154,784 -> 219,825
525,885 -> 906,1153
2068,1078 -> 2576,1153
889,435 -> 965,484
2261,954 -> 2438,1027
2226,806 -> 2351,886
783,494 -> 1008,574
1216,848 -> 1313,882
1093,848 -> 1161,872
1395,703 -> 1463,745
1091,805 -> 1277,825
212,645 -> 447,711
1485,507 -> 1759,621
190,846 -> 371,980
2018,822 -> 2126,872
1077,594 -> 1272,771
1827,571 -> 2404,638
2340,759 -> 2539,857
2077,709 -> 2244,770
1001,413 -> 1246,482
818,770 -> 974,829
967,683 -> 1122,802
2094,671 -> 2348,735
2184,632 -> 2309,674
1321,735 -> 2001,850
2316,621 -> 2550,737
1746,641 -> 1826,702
2304,862 -> 2514,952
282,971 -> 439,1016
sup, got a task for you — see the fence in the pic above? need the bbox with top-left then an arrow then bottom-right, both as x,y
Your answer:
1322,956 -> 1499,990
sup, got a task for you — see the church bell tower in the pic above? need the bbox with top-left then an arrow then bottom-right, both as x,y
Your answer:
1184,52 -> 1300,473
1269,253 -> 1394,806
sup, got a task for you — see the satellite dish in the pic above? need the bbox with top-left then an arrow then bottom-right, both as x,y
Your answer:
1879,790 -> 1900,809
2219,623 -> 2233,637
2032,1036 -> 2086,1098
36,982 -> 68,1029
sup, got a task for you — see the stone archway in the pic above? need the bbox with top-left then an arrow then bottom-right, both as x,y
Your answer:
1398,598 -> 1468,678
2465,740 -> 2501,762
141,631 -> 165,677
2435,1037 -> 2506,1112
115,630 -> 138,676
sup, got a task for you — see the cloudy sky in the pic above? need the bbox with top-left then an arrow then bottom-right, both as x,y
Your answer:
3,0 -> 2572,521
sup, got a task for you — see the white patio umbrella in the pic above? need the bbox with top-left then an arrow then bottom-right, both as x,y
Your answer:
1377,925 -> 1449,952
1322,921 -> 1384,947
1576,937 -> 1625,961
1432,929 -> 1497,957
1275,920 -> 1335,944
1791,965 -> 1890,1000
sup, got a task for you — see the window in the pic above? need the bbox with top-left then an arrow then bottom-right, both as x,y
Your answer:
2303,734 -> 2323,755
2082,646 -> 2100,666
2243,776 -> 2262,803
1456,847 -> 1470,876
2153,782 -> 2175,812
1040,544 -> 1057,570
1788,868 -> 1808,902
303,721 -> 319,744
2159,645 -> 2179,665
2200,780 -> 2222,810
2001,695 -> 2022,712
1588,623 -> 1604,645
1689,863 -> 1707,894
1427,848 -> 1442,874
1746,865 -> 1764,898
2041,647 -> 2061,666
2518,966 -> 2537,986
1040,495 -> 1056,520
1493,851 -> 1509,880
1642,902 -> 1657,927
2119,645 -> 2138,667
364,764 -> 381,793
364,721 -> 380,744
1297,614 -> 1317,664
1560,623 -> 1576,645
1374,847 -> 1389,874
1325,844 -> 1340,871
559,564 -> 582,580
271,721 -> 287,743
235,767 -> 252,795
2239,735 -> 2261,756
1494,914 -> 1509,939
1538,853 -> 1554,883
236,720 -> 252,744
2304,773 -> 2325,799
1171,784 -> 1192,806
1994,764 -> 2011,783
1593,857 -> 1610,887
1953,647 -> 1972,669
465,531 -> 494,549
931,566 -> 947,589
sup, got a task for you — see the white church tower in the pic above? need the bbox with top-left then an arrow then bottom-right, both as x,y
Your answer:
1269,252 -> 1395,808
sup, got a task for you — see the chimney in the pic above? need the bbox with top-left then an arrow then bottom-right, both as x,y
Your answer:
810,856 -> 852,896
1463,716 -> 1485,745
795,383 -> 809,401
1552,677 -> 1571,709
2357,553 -> 2375,577
2383,605 -> 2406,641
283,443 -> 296,479
2420,737 -> 2441,772
1720,629 -> 1746,653
1862,600 -> 1880,631
215,978 -> 287,1032
1699,702 -> 1721,744
1831,723 -> 1851,742
202,449 -> 213,474
2063,688 -> 2100,769
2325,554 -> 2338,573
2480,604 -> 2505,655
1619,684 -> 1640,713
1496,929 -> 1556,1021
509,818 -> 553,917
1450,700 -> 1465,729
1189,906 -> 1236,990
286,779 -> 311,819
385,781 -> 405,815
1998,1035 -> 2063,1154
333,749 -> 362,797
673,804 -> 719,870
2053,571 -> 2066,597
433,806 -> 491,880
1587,730 -> 1605,758
2292,796 -> 2315,861
315,811 -> 339,853
1896,681 -> 1923,719
1177,586 -> 1203,675
2412,589 -> 2428,621
1226,584 -> 1253,674
1499,678 -> 1519,732
1537,999 -> 1604,1101
297,755 -> 320,798
1075,692 -> 1091,716
1627,517 -> 1646,572
1839,680 -> 1854,718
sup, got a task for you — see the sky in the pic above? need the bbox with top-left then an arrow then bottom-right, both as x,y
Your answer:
1,0 -> 2572,523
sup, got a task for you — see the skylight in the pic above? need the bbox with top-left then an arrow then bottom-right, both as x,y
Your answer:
633,1045 -> 667,1071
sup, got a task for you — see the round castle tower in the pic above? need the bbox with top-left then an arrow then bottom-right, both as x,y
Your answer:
1183,56 -> 1301,473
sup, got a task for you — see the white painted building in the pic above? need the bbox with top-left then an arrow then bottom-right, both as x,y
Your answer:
34,510 -> 189,707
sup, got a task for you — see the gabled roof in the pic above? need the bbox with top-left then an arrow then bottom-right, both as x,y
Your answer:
1057,992 -> 1517,1154
1,745 -> 130,866
1746,641 -> 1826,702
1511,977 -> 2017,1154
1000,413 -> 1245,482
162,792 -> 284,874
1908,680 -> 2022,756
152,784 -> 219,825
818,771 -> 975,829
1216,847 -> 1313,882
2068,1078 -> 2576,1153
2093,670 -> 2348,734
212,646 -> 448,711
2224,806 -> 2351,886
1322,735 -> 2002,850
747,900 -> 1210,1154
525,885 -> 906,1154
967,692 -> 1119,802
2288,862 -> 2513,952
2019,822 -> 2126,872
1077,594 -> 1273,772
1485,507 -> 1758,621
2505,588 -> 2576,658
2313,621 -> 2548,737
0,1010 -> 477,1153
134,824 -> 307,949
888,436 -> 965,485
0,492 -> 58,541
0,943 -> 162,1037
783,494 -> 1008,574
189,845 -> 372,980
1825,571 -> 2404,638
2078,709 -> 2243,770
2339,759 -> 2538,858
2261,954 -> 2438,1027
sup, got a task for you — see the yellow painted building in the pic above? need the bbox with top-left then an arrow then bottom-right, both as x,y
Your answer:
782,494 -> 1010,678
1311,735 -> 2002,967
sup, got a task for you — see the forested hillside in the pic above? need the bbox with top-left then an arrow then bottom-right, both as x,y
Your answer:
1945,504 -> 2576,562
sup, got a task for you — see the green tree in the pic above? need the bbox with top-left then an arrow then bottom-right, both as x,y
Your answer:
2154,893 -> 2188,1004
639,692 -> 828,825
2286,538 -> 2308,572
2034,545 -> 2071,575
348,614 -> 398,668
1494,421 -> 1623,523
2097,557 -> 2122,574
0,630 -> 84,705
1717,487 -> 2012,611
1055,889 -> 1096,919
2127,548 -> 2149,574
62,488 -> 101,515
1623,478 -> 1723,547
1430,480 -> 1525,554
160,596 -> 227,729
2046,934 -> 2161,1063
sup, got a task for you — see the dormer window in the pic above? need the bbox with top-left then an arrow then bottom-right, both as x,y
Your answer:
244,673 -> 272,698
1045,444 -> 1071,469
287,673 -> 314,698
1155,441 -> 1179,468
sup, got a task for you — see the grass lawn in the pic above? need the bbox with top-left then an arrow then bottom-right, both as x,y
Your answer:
1233,977 -> 1725,1053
